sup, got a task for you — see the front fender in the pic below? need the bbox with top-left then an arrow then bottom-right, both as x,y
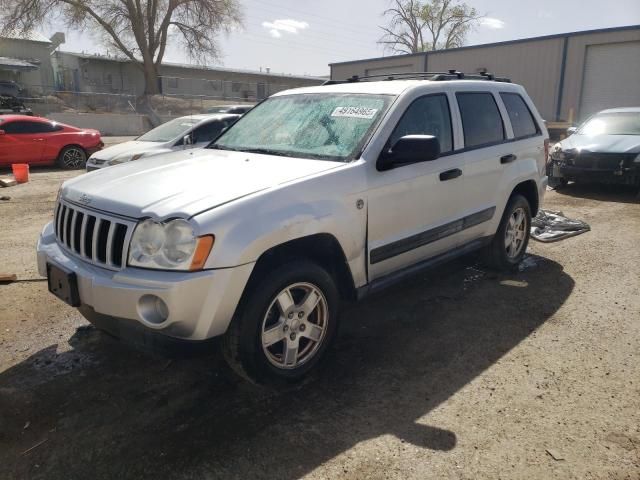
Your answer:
193,162 -> 369,287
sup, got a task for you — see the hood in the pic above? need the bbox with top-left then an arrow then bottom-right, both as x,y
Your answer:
62,148 -> 342,219
559,134 -> 640,154
90,140 -> 169,161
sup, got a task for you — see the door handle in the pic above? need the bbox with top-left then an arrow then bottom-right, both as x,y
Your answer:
439,168 -> 462,181
500,154 -> 517,164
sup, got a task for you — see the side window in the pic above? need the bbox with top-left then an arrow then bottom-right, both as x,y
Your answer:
2,121 -> 30,134
389,94 -> 453,153
3,121 -> 60,134
33,122 -> 62,133
456,92 -> 505,148
192,121 -> 225,144
500,93 -> 539,139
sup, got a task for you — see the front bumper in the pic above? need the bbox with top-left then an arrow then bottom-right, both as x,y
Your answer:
37,221 -> 254,341
549,154 -> 640,185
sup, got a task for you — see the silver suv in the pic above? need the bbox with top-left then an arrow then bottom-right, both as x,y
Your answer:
38,72 -> 549,383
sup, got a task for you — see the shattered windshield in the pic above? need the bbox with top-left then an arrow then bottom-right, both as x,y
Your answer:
210,93 -> 393,161
579,112 -> 640,136
137,117 -> 199,142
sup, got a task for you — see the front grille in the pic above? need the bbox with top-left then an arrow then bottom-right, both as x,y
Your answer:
572,153 -> 635,170
54,200 -> 135,270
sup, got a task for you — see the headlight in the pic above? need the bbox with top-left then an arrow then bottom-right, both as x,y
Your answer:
128,219 -> 214,271
109,153 -> 145,165
550,145 -> 565,161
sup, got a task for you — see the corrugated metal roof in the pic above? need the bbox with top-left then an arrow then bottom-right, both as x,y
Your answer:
63,51 -> 324,81
330,24 -> 640,66
0,56 -> 39,70
0,30 -> 51,43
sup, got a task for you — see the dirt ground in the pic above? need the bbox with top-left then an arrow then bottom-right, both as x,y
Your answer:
0,167 -> 638,480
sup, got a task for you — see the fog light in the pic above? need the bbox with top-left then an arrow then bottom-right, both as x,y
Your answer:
138,294 -> 169,325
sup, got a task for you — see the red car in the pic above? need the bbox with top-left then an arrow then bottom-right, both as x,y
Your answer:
0,115 -> 103,169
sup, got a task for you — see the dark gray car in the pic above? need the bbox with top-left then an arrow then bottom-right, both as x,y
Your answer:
549,107 -> 640,187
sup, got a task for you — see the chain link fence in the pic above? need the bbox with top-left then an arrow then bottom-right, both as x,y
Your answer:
9,75 -> 304,117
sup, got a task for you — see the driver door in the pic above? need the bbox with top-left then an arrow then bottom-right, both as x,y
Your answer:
366,93 -> 468,281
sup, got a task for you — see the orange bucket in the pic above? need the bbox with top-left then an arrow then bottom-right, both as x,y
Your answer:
12,164 -> 29,183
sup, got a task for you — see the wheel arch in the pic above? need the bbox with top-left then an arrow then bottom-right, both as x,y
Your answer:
511,179 -> 539,216
242,233 -> 357,303
58,143 -> 87,157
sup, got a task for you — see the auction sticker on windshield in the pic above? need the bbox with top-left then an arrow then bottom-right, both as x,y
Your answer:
331,106 -> 378,119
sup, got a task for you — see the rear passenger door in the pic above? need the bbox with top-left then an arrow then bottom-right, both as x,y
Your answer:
453,91 -> 514,244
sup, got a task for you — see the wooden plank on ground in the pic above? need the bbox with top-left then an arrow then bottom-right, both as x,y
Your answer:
0,273 -> 18,283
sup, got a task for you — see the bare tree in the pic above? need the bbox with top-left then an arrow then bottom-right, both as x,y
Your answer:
1,0 -> 243,95
379,0 -> 482,54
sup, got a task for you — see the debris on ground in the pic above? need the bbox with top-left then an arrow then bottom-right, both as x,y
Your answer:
531,209 -> 590,243
21,438 -> 48,456
0,273 -> 18,283
545,448 -> 566,461
0,176 -> 18,187
1,196 -> 10,201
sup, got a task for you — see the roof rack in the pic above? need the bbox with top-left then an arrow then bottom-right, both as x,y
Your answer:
322,70 -> 511,85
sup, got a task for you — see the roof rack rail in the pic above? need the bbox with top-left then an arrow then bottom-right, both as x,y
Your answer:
322,70 -> 511,85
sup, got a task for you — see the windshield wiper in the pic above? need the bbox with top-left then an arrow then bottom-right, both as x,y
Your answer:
240,148 -> 296,157
208,145 -> 294,157
207,144 -> 241,151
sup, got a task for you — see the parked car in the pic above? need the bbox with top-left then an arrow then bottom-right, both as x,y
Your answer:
0,95 -> 33,116
86,113 -> 240,171
206,105 -> 254,114
549,107 -> 640,187
0,115 -> 102,168
38,74 -> 548,383
0,80 -> 22,97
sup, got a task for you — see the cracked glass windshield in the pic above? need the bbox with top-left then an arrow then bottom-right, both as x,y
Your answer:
210,93 -> 393,161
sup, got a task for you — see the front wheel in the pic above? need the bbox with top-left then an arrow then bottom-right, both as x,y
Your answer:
222,260 -> 339,384
482,194 -> 532,271
57,146 -> 87,169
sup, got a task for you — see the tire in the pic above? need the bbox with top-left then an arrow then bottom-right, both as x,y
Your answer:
222,260 -> 340,384
57,145 -> 87,169
482,194 -> 532,272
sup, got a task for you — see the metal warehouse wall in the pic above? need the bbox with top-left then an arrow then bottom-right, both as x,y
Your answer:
330,53 -> 425,81
330,26 -> 640,123
561,28 -> 640,121
426,38 -> 564,121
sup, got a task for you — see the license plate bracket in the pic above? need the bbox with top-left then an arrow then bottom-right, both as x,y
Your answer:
47,263 -> 81,307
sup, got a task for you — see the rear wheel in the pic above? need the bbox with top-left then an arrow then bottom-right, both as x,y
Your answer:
482,194 -> 531,271
222,260 -> 339,384
57,146 -> 87,169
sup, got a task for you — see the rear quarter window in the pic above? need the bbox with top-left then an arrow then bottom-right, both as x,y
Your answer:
456,92 -> 505,148
500,93 -> 540,139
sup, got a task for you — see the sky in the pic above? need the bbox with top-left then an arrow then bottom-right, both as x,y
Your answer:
43,0 -> 640,77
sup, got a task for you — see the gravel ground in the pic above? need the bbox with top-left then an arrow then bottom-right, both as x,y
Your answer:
0,167 -> 638,480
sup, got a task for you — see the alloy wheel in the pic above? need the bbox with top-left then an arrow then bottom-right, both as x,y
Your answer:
505,207 -> 527,258
261,282 -> 329,369
63,148 -> 85,168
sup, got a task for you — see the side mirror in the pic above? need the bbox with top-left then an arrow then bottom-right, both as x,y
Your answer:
183,133 -> 193,146
377,135 -> 440,171
567,126 -> 578,136
0,129 -> 5,136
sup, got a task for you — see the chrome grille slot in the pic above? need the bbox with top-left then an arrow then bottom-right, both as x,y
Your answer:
54,200 -> 135,270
